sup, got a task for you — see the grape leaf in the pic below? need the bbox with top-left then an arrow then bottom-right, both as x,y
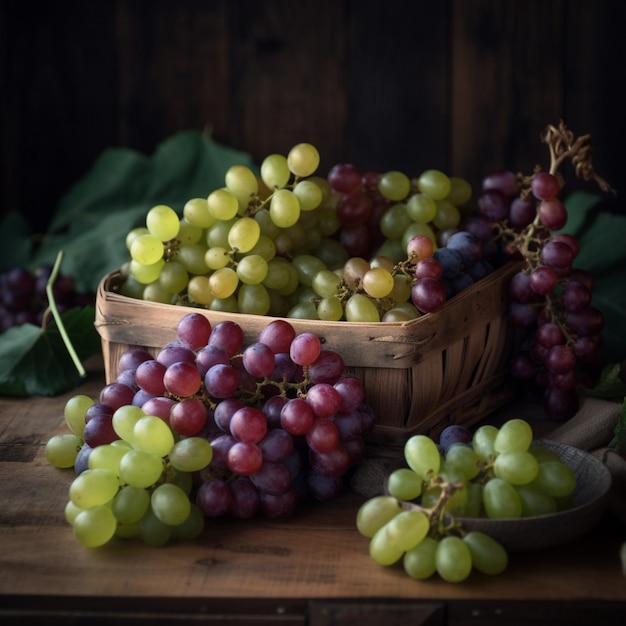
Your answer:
0,306 -> 100,397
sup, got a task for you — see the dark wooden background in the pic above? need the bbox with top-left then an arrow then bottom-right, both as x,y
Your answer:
2,0 -> 625,233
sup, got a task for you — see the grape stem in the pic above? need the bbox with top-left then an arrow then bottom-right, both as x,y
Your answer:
43,251 -> 87,378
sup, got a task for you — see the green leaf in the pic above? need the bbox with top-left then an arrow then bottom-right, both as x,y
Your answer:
581,362 -> 626,401
0,211 -> 34,271
30,130 -> 257,293
0,306 -> 100,397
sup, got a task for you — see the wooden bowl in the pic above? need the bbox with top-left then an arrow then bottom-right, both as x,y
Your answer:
457,440 -> 612,552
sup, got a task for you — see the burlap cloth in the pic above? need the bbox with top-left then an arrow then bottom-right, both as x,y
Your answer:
352,396 -> 626,526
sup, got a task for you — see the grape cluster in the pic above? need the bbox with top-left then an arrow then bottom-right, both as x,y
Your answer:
114,142 -> 500,322
0,265 -> 92,333
45,312 -> 375,547
478,123 -> 611,419
356,418 -> 577,583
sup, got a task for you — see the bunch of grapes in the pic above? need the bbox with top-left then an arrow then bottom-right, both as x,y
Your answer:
475,122 -> 612,420
0,265 -> 93,333
356,418 -> 576,583
114,141 -> 499,322
45,312 -> 375,547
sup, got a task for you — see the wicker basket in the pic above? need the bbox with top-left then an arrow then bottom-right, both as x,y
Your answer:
95,262 -> 520,453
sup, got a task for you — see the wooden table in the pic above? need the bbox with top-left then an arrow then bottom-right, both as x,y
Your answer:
1,358 -> 625,625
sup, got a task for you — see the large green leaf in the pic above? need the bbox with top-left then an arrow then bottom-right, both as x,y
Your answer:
560,191 -> 626,363
0,306 -> 100,397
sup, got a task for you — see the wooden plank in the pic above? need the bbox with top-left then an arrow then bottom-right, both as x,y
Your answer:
348,0 -> 450,174
227,0 -> 349,173
450,0 -> 565,191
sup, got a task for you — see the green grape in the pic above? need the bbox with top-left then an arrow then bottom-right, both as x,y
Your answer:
432,199 -> 461,230
446,177 -> 472,206
404,434 -> 441,480
205,246 -> 231,270
159,261 -> 189,294
45,433 -> 83,469
119,449 -> 164,489
400,222 -> 437,251
438,469 -> 469,514
263,257 -> 295,291
169,437 -> 213,473
118,273 -> 145,299
463,531 -> 508,575
287,301 -> 318,319
316,296 -> 344,321
64,394 -> 94,438
167,468 -> 194,495
378,170 -> 411,201
494,418 -> 533,453
362,267 -> 394,299
225,164 -> 258,199
482,477 -> 522,519
270,188 -> 301,228
133,415 -> 175,457
146,204 -> 180,242
143,281 -> 175,304
183,197 -> 215,229
472,424 -> 499,461
228,216 -> 261,253
210,295 -> 239,313
254,207 -> 281,238
171,503 -> 205,540
344,293 -> 380,322
246,234 -> 276,261
384,509 -> 430,551
73,505 -> 118,548
312,269 -> 342,297
177,217 -> 203,245
130,233 -> 165,265
417,169 -> 451,200
139,508 -> 172,547
462,481 -> 484,517
207,188 -> 239,220
69,468 -> 120,509
515,484 -> 557,517
187,276 -> 214,306
261,153 -> 291,189
292,254 -> 327,287
206,217 -> 237,248
356,495 -> 402,538
386,469 -> 423,501
209,267 -> 239,299
238,283 -> 270,315
88,443 -> 127,475
403,536 -> 439,580
406,192 -> 437,223
177,243 -> 210,275
529,445 -> 560,464
435,535 -> 473,583
389,274 -> 413,304
369,524 -> 405,566
236,254 -> 268,285
315,206 -> 342,237
114,521 -> 141,539
112,485 -> 151,525
532,460 -> 576,498
493,450 -> 539,485
64,500 -> 83,525
112,405 -> 145,442
287,142 -> 320,177
293,179 -> 323,211
126,226 -> 149,251
110,439 -> 133,451
443,443 -> 481,480
130,259 -> 165,285
379,204 -> 412,240
150,483 -> 191,526
375,238 -> 405,263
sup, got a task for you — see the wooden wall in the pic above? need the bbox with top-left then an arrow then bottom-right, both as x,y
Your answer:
2,0 -> 625,233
